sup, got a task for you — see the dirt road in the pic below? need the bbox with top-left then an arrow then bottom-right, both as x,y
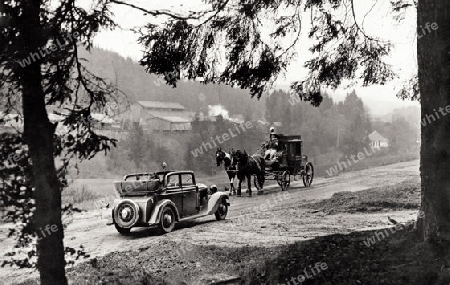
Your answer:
0,160 -> 420,284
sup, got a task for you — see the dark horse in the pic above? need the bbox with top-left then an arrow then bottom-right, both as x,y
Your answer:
216,148 -> 237,195
231,150 -> 265,197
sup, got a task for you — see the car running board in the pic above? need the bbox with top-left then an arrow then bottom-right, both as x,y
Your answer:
178,209 -> 211,222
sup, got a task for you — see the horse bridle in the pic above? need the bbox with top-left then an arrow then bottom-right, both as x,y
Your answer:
216,151 -> 225,166
232,151 -> 249,170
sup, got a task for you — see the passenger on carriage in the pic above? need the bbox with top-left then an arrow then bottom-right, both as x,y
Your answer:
269,126 -> 280,141
265,127 -> 283,170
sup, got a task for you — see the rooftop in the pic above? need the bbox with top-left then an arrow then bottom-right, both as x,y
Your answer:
152,116 -> 191,123
137,101 -> 185,110
368,131 -> 389,142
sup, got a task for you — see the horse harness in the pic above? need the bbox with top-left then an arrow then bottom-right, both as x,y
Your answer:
237,154 -> 263,173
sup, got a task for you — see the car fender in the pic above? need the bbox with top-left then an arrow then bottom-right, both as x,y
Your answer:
148,199 -> 181,225
207,192 -> 230,215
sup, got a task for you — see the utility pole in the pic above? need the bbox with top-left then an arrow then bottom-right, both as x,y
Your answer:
336,128 -> 340,148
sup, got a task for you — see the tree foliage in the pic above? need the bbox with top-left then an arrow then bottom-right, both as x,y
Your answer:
138,0 -> 395,105
265,89 -> 372,158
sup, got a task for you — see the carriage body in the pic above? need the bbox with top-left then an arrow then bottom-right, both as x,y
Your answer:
277,135 -> 303,173
265,134 -> 314,190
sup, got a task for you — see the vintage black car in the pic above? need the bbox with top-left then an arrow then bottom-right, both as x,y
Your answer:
106,171 -> 229,234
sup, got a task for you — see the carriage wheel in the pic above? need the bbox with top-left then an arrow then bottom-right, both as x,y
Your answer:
293,162 -> 302,181
280,171 -> 290,191
302,162 -> 314,187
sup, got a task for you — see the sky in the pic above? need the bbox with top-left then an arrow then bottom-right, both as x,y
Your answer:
91,0 -> 420,116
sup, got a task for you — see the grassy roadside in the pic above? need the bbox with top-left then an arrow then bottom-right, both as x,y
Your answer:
314,151 -> 419,177
307,177 -> 421,214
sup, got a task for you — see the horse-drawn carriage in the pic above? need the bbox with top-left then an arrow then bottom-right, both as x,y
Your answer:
216,133 -> 314,196
262,134 -> 314,191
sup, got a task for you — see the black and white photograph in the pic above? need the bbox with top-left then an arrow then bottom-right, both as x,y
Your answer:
0,0 -> 447,284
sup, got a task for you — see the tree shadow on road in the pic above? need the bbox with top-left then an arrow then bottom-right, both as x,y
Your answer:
242,228 -> 449,285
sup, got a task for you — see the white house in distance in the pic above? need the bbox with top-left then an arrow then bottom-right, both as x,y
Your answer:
119,101 -> 192,132
368,130 -> 390,149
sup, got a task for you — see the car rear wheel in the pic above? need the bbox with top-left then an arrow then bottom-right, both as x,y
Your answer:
215,198 -> 228,220
159,206 -> 176,234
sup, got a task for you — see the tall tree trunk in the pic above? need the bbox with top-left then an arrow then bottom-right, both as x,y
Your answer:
18,1 -> 67,283
417,0 -> 450,242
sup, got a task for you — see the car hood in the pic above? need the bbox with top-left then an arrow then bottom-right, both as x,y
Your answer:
197,183 -> 207,190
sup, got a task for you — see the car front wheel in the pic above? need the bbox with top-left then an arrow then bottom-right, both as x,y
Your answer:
159,206 -> 176,234
215,198 -> 228,220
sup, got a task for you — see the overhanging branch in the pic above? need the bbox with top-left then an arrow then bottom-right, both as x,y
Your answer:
108,0 -> 203,21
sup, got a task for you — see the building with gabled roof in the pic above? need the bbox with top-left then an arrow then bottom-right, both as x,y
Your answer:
368,130 -> 390,149
118,101 -> 192,132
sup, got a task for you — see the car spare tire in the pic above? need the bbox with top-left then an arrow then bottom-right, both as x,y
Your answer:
114,200 -> 140,230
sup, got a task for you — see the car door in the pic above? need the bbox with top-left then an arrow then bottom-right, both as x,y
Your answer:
160,174 -> 183,214
180,173 -> 198,217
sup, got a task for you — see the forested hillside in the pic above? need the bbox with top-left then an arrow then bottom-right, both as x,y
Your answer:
78,47 -> 266,120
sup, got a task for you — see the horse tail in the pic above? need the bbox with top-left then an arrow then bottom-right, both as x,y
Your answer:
254,155 -> 265,188
251,154 -> 264,169
235,173 -> 245,183
259,155 -> 265,171
260,156 -> 265,188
